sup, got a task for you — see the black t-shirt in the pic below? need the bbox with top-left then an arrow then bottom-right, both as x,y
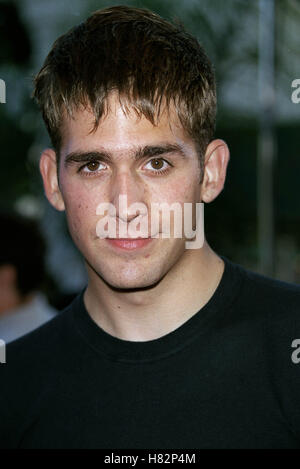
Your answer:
1,255 -> 300,449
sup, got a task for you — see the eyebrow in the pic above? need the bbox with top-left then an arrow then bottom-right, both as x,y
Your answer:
63,143 -> 188,167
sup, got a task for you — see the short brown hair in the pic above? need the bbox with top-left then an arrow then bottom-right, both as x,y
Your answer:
33,5 -> 216,178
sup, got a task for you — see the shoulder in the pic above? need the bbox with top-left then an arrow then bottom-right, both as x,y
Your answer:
225,259 -> 300,436
0,294 -> 83,428
228,260 -> 300,379
230,259 -> 300,318
8,304 -> 72,354
241,263 -> 300,296
235,265 -> 300,439
0,295 -> 82,447
221,257 -> 300,347
1,293 -> 82,378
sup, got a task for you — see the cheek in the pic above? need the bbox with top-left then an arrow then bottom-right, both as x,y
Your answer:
149,175 -> 200,205
60,181 -> 97,243
148,176 -> 200,237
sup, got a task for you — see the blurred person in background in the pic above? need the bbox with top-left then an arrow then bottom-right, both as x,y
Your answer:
0,212 -> 57,343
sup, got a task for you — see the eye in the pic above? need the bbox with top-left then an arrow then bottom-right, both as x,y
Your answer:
79,160 -> 107,175
144,158 -> 171,174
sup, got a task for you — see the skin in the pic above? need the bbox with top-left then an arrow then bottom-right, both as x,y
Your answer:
40,94 -> 230,341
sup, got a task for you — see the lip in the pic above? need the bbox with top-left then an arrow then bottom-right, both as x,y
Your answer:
106,238 -> 154,251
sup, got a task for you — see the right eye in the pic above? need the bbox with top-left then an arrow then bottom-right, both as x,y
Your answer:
78,161 -> 107,176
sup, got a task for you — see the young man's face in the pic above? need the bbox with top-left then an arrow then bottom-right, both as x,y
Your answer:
41,94 -> 227,290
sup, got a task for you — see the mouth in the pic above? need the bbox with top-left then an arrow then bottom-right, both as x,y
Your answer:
105,237 -> 154,251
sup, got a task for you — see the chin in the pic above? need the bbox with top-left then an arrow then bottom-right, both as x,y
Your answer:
100,264 -> 164,291
107,275 -> 161,291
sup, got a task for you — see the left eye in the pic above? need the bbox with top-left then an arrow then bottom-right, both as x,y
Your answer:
144,158 -> 170,172
80,161 -> 106,173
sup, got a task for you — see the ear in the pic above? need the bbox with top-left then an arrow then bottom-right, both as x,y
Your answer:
200,139 -> 230,203
39,148 -> 65,211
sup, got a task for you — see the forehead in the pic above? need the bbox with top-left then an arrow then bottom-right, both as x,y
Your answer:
59,93 -> 196,158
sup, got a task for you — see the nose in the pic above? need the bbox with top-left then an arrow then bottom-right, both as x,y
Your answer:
109,169 -> 147,224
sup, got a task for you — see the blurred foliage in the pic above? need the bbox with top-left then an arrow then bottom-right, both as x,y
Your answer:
0,1 -> 35,211
0,1 -> 31,66
0,105 -> 34,211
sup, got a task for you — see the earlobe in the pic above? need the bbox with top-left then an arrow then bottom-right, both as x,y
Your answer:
39,148 -> 65,211
200,139 -> 230,203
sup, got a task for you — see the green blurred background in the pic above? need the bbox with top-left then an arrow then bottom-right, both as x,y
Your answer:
0,0 -> 299,307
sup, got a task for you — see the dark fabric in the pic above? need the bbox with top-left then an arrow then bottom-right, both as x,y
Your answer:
1,255 -> 300,449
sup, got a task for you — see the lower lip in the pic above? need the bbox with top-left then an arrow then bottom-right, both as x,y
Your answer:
106,238 -> 154,250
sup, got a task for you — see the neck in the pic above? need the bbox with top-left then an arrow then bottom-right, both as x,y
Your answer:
84,241 -> 224,342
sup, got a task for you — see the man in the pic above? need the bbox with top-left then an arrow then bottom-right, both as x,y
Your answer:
0,212 -> 57,343
0,5 -> 300,449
